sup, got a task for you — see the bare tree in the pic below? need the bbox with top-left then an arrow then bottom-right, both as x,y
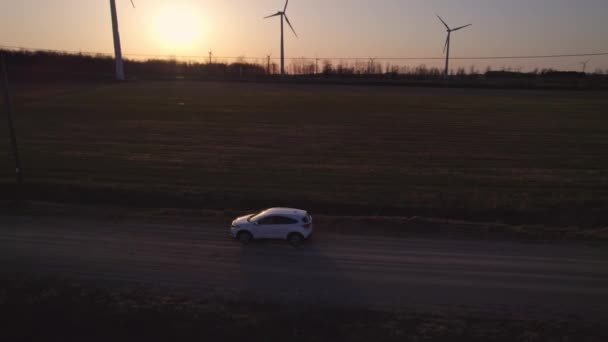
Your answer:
322,59 -> 333,75
469,65 -> 477,75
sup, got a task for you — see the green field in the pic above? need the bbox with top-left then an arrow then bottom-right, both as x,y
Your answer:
1,81 -> 607,226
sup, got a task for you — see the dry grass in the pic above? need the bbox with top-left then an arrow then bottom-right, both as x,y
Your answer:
2,275 -> 606,342
1,81 -> 607,226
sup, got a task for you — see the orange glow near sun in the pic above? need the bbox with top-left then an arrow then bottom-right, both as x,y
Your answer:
151,4 -> 204,51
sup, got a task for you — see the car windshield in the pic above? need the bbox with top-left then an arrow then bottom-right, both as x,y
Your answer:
248,210 -> 268,222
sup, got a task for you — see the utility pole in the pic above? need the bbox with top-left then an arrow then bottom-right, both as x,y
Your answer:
208,50 -> 213,64
1,52 -> 24,201
580,59 -> 591,74
267,55 -> 272,75
315,58 -> 319,75
369,58 -> 376,75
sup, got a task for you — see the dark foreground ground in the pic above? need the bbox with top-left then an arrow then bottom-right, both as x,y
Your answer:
2,275 -> 607,342
2,212 -> 608,341
1,81 -> 608,227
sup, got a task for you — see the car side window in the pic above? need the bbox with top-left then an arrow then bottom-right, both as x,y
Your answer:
257,216 -> 298,225
259,216 -> 284,226
276,216 -> 298,224
258,216 -> 278,225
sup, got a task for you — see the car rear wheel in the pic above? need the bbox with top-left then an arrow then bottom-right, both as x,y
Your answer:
288,233 -> 304,247
237,231 -> 253,245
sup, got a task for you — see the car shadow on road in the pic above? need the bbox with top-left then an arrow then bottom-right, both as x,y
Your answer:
237,237 -> 365,308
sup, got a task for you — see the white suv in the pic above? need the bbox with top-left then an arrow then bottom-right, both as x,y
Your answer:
230,208 -> 313,246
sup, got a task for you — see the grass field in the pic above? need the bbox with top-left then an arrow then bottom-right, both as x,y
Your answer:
1,81 -> 607,226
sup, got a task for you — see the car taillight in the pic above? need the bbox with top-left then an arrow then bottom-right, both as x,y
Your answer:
302,223 -> 312,229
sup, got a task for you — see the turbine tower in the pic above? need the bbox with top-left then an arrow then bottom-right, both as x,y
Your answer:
264,0 -> 298,75
436,15 -> 471,77
109,0 -> 135,81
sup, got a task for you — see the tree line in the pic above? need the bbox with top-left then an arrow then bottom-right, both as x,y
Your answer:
2,49 -> 607,84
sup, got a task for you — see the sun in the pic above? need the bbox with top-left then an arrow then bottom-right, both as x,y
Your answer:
152,5 -> 203,51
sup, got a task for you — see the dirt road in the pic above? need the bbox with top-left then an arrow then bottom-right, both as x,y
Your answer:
1,216 -> 607,318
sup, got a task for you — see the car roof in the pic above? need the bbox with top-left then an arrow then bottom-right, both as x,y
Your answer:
263,207 -> 308,217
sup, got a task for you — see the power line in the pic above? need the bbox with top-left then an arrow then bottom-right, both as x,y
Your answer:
0,45 -> 264,60
426,52 -> 608,61
284,52 -> 608,61
1,44 -> 608,61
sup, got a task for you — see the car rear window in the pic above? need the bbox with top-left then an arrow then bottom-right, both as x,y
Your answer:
302,214 -> 312,223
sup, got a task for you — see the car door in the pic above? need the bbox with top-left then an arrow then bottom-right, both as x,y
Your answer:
271,216 -> 298,239
255,216 -> 279,239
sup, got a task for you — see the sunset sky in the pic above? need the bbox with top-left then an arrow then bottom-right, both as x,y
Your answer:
2,0 -> 607,71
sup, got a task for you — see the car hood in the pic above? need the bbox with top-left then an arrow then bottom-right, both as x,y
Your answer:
232,214 -> 254,227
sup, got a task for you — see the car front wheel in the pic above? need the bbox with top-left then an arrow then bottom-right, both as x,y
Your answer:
237,231 -> 253,245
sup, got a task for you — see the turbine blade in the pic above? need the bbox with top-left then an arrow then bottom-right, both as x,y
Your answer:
284,0 -> 289,12
436,14 -> 450,30
284,14 -> 298,37
452,24 -> 472,31
264,12 -> 281,19
443,35 -> 449,54
130,0 -> 135,8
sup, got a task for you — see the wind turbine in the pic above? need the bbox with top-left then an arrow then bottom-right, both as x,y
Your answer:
580,59 -> 591,73
109,0 -> 135,81
436,15 -> 471,77
264,0 -> 298,75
